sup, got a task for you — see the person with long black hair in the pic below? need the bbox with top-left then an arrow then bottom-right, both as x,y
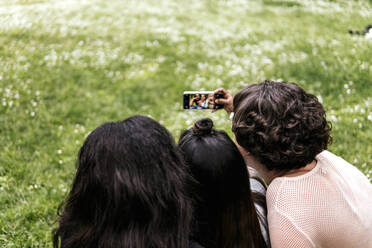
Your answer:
178,118 -> 269,248
53,115 -> 195,248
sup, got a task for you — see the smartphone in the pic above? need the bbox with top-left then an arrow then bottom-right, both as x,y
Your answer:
183,91 -> 224,110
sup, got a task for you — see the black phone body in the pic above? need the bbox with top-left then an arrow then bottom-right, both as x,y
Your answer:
183,91 -> 223,110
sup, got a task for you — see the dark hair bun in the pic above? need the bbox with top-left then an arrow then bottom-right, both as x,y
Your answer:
193,118 -> 214,136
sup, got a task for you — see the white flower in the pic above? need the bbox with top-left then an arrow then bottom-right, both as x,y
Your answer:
329,115 -> 337,122
365,29 -> 372,40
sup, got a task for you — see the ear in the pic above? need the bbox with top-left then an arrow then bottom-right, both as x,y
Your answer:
233,134 -> 248,153
234,139 -> 250,159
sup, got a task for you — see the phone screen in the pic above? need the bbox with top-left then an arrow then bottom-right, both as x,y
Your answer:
183,91 -> 223,110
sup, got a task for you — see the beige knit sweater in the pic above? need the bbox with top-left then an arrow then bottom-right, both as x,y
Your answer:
267,151 -> 372,248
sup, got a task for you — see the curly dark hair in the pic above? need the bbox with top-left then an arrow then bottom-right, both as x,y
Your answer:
232,80 -> 332,171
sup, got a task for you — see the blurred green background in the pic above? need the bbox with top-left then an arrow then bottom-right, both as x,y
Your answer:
0,0 -> 371,246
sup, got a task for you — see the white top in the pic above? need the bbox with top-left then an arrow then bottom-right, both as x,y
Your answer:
250,178 -> 271,247
267,150 -> 372,248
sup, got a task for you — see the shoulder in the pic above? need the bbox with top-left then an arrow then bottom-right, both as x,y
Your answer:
316,150 -> 344,164
316,150 -> 359,170
317,150 -> 371,184
266,160 -> 326,211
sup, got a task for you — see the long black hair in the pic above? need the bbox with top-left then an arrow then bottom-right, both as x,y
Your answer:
53,115 -> 193,248
178,118 -> 267,248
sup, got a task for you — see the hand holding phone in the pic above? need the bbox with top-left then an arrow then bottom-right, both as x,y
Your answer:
213,88 -> 234,114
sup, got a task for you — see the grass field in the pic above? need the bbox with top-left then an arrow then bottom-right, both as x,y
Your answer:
0,0 -> 371,246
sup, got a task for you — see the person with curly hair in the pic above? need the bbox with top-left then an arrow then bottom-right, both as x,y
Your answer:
214,80 -> 372,248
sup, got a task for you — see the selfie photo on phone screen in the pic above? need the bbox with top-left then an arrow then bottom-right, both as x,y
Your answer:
183,91 -> 223,110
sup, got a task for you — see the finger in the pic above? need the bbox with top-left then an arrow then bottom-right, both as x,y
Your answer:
215,98 -> 230,105
214,88 -> 228,95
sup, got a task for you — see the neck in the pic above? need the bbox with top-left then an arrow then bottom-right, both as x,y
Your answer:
241,153 -> 273,184
242,152 -> 317,185
234,140 -> 317,185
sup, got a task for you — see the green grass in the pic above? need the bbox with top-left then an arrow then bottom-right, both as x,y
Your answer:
0,0 -> 371,246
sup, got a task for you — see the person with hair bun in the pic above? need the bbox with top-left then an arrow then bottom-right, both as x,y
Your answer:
53,115 -> 197,248
214,80 -> 372,248
178,118 -> 270,248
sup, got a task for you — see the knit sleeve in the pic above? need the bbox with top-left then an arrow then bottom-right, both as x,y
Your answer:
268,207 -> 314,248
